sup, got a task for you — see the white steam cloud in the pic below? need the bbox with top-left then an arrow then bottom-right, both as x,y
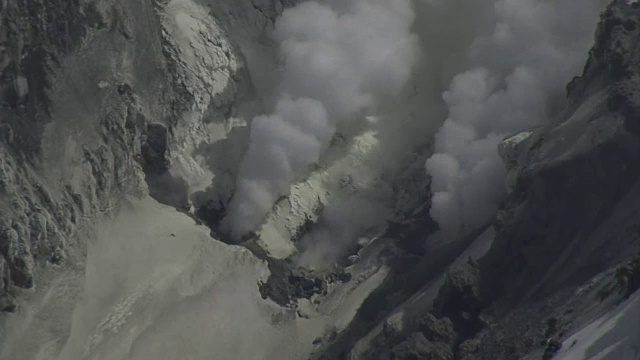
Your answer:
299,195 -> 390,268
425,0 -> 606,236
223,0 -> 420,240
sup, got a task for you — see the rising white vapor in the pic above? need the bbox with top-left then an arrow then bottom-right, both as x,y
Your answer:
425,0 -> 607,236
223,0 -> 420,240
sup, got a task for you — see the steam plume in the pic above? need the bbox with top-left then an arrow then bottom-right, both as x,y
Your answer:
425,0 -> 606,236
223,0 -> 420,240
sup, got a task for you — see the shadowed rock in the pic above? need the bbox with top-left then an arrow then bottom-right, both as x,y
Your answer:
391,332 -> 454,360
433,259 -> 485,339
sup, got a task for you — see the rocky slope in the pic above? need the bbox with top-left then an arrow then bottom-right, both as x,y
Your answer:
0,0 -> 301,312
333,1 -> 640,359
474,1 -> 640,357
0,0 -> 296,356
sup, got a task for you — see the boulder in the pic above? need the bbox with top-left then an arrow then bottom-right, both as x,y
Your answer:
0,226 -> 34,289
414,313 -> 457,346
383,312 -> 406,345
457,339 -> 481,360
433,260 -> 485,338
391,332 -> 454,360
0,255 -> 16,313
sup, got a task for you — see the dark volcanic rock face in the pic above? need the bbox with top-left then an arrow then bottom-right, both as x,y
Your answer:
432,2 -> 640,358
481,0 -> 640,304
391,332 -> 454,360
0,0 -> 93,304
258,258 -> 352,307
0,0 -> 87,154
141,123 -> 190,209
616,249 -> 640,298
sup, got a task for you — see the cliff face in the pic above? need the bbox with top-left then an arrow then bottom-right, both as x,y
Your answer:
484,0 -> 640,302
470,1 -> 640,357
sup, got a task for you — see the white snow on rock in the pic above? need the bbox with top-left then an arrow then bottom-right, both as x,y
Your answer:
162,0 -> 240,113
498,130 -> 533,193
498,131 -> 533,169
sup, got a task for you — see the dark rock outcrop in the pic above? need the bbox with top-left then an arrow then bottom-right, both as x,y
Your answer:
0,0 -> 151,312
447,2 -> 640,357
0,255 -> 15,312
542,339 -> 562,360
615,249 -> 640,298
0,225 -> 34,289
383,313 -> 406,346
141,123 -> 189,209
391,332 -> 454,360
258,259 -> 351,307
481,0 -> 640,305
382,3 -> 640,359
457,339 -> 481,360
414,314 -> 457,347
433,259 -> 486,339
0,0 -> 87,155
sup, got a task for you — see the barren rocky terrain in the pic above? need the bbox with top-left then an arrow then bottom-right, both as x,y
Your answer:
1,0 -> 639,359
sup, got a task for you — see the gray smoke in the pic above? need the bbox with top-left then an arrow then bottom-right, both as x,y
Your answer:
425,0 -> 607,236
223,0 -> 420,240
298,195 -> 390,268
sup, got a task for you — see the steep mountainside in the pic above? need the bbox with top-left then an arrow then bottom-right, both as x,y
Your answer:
333,2 -> 640,359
